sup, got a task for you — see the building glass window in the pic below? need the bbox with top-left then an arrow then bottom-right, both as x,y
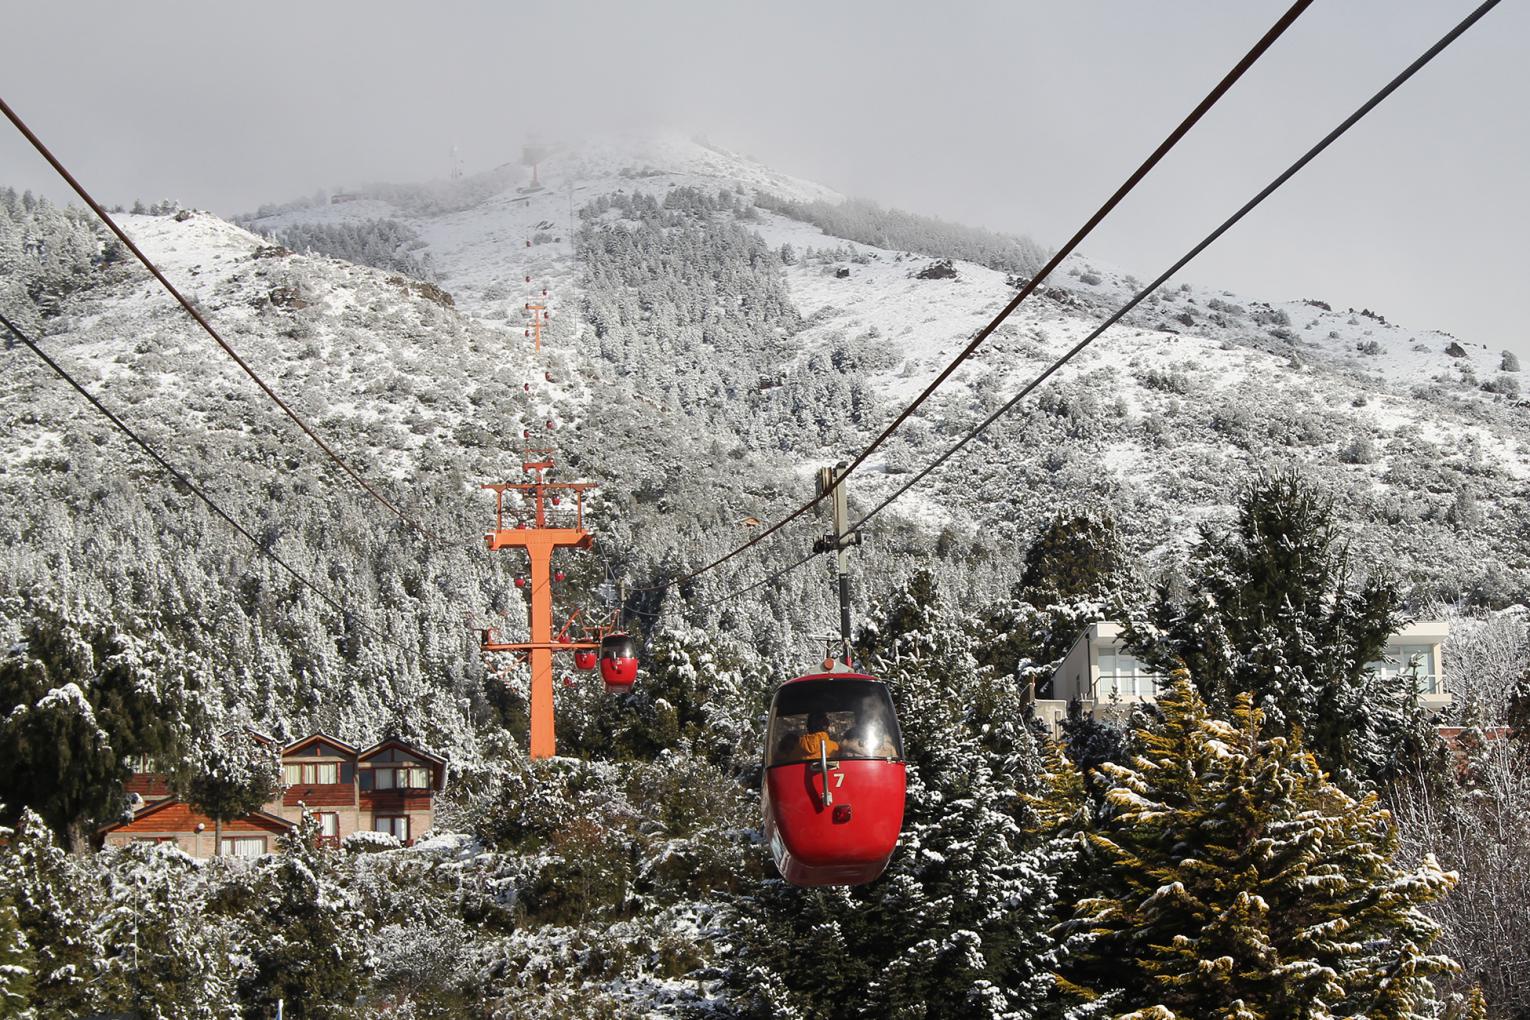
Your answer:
374,766 -> 430,790
221,836 -> 266,859
375,816 -> 409,842
317,812 -> 340,838
283,762 -> 341,785
1365,644 -> 1440,694
1097,646 -> 1161,698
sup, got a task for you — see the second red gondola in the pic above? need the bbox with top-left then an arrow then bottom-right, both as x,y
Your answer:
600,633 -> 639,691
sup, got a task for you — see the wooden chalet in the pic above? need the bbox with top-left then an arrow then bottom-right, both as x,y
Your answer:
102,731 -> 447,859
103,798 -> 293,859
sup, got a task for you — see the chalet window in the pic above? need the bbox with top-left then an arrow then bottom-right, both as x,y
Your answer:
283,762 -> 341,785
374,766 -> 430,790
375,816 -> 409,841
127,755 -> 159,774
221,836 -> 266,859
317,812 -> 340,838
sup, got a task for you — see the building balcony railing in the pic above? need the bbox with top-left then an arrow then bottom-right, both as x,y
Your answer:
1093,673 -> 1164,699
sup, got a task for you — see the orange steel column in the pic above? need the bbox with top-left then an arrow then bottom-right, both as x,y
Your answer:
526,303 -> 546,352
524,534 -> 556,757
483,491 -> 593,759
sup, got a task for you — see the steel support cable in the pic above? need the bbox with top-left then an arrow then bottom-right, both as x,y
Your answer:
845,0 -> 1502,541
657,0 -> 1315,590
1,311 -> 361,627
0,96 -> 442,545
692,548 -> 821,612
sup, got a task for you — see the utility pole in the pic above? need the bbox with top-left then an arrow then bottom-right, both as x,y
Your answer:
814,462 -> 861,666
480,450 -> 598,758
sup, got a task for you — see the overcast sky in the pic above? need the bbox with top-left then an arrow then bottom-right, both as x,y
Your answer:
4,1 -> 1525,356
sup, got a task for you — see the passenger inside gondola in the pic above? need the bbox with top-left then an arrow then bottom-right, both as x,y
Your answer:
841,720 -> 898,759
795,711 -> 839,760
767,679 -> 904,767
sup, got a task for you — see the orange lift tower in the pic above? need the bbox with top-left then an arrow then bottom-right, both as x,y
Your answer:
524,298 -> 549,352
481,449 -> 598,758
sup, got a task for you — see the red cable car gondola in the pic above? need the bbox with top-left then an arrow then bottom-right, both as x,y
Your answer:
574,648 -> 597,671
599,633 -> 639,691
761,672 -> 905,886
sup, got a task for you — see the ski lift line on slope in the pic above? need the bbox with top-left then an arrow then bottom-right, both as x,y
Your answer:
0,312 -> 414,658
844,0 -> 1505,543
637,0 -> 1316,594
0,95 -> 444,547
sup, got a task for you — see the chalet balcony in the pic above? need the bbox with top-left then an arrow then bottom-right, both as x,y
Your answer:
362,788 -> 434,812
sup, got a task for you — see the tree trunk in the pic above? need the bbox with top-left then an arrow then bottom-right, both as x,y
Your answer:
215,816 -> 223,856
66,820 -> 88,855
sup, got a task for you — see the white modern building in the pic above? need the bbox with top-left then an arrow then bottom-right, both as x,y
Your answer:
1031,620 -> 1450,735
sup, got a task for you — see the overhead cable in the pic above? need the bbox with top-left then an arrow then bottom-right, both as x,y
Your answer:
662,0 -> 1315,589
846,0 -> 1502,539
697,0 -> 1501,610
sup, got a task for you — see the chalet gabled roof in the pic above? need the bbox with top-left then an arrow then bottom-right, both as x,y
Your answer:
283,732 -> 360,757
358,738 -> 446,766
98,797 -> 295,836
359,738 -> 448,792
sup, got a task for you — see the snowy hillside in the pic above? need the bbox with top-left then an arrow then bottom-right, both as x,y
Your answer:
5,137 -> 1530,1019
239,134 -> 1530,606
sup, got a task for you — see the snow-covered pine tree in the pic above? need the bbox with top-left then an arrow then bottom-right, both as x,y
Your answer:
0,809 -> 106,1015
1122,471 -> 1416,788
175,728 -> 282,856
212,814 -> 373,1016
1055,671 -> 1460,1018
975,511 -> 1139,701
92,842 -> 240,1019
0,599 -> 189,849
0,890 -> 35,1016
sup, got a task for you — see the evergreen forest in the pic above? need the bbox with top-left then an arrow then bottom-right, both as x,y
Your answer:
2,163 -> 1529,1019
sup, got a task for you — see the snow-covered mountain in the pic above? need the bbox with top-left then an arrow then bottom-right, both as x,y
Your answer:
5,134 -> 1528,1019
4,131 -> 1527,755
238,133 -> 1529,603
